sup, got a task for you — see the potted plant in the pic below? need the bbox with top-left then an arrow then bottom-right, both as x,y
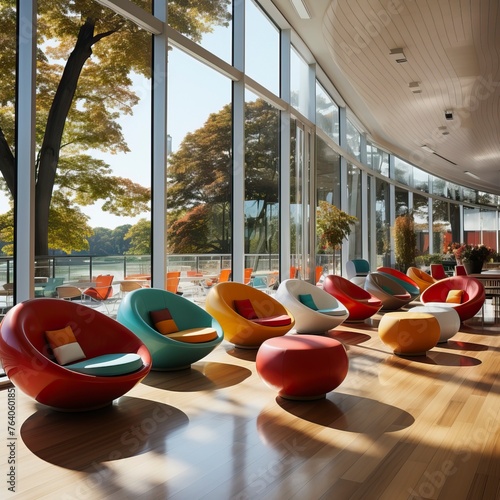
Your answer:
316,201 -> 357,274
393,212 -> 417,272
453,243 -> 494,274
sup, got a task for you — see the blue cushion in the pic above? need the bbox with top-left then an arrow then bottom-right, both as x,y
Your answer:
298,293 -> 318,310
66,353 -> 143,376
317,308 -> 347,316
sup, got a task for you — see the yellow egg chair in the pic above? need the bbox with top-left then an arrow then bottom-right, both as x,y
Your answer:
406,267 -> 437,294
205,282 -> 295,348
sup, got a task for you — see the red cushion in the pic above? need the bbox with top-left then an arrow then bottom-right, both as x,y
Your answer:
234,299 -> 258,319
251,314 -> 292,327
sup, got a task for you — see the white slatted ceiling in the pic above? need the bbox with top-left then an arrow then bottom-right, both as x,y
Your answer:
303,0 -> 500,193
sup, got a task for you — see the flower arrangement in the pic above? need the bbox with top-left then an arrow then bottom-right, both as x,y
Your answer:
452,243 -> 494,263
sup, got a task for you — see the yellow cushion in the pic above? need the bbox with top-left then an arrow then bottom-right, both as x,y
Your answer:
45,325 -> 86,365
166,327 -> 218,343
149,308 -> 179,335
446,289 -> 463,304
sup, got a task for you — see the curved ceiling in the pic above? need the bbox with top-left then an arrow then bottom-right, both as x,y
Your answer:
271,0 -> 500,196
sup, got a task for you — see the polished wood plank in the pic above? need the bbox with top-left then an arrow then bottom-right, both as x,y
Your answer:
0,302 -> 499,499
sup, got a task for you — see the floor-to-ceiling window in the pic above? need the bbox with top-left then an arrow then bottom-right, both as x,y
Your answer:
244,92 -> 280,276
0,1 -> 16,302
347,163 -> 362,259
375,178 -> 391,267
413,192 -> 429,255
316,135 -> 341,274
166,48 -> 232,274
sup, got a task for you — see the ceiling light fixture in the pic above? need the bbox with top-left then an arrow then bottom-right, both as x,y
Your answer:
408,81 -> 421,93
290,0 -> 311,19
464,171 -> 481,180
421,145 -> 434,153
389,48 -> 407,63
445,110 -> 454,120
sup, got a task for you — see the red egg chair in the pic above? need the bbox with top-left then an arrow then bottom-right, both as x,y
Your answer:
420,276 -> 485,322
322,274 -> 382,322
430,263 -> 448,280
0,298 -> 152,411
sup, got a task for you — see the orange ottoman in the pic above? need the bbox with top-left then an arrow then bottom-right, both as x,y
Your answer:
256,335 -> 349,400
378,311 -> 440,356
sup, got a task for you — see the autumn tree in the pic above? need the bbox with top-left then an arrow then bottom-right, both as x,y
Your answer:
167,98 -> 280,254
0,0 -> 230,258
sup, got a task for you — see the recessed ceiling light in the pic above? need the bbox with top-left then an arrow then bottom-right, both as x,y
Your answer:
408,82 -> 421,93
421,145 -> 434,153
464,171 -> 481,180
389,48 -> 407,63
290,0 -> 311,19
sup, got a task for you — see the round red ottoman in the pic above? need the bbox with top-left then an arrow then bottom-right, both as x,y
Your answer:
256,335 -> 349,400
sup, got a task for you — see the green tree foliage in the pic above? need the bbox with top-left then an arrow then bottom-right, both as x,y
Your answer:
167,99 -> 280,254
316,201 -> 357,251
125,218 -> 150,255
83,225 -> 132,256
0,0 -> 230,257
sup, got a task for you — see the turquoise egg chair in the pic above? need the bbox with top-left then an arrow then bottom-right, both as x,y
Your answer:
116,288 -> 224,370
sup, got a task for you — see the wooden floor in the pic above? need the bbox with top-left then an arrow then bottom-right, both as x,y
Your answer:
1,301 -> 499,499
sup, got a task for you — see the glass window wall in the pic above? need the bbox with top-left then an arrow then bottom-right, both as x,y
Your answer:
0,1 -> 16,294
244,92 -> 280,277
346,119 -> 361,161
375,178 -> 391,268
315,82 -> 339,144
316,135 -> 341,274
245,0 -> 279,94
367,143 -> 389,177
291,47 -> 310,117
347,163 -> 362,259
413,193 -> 429,255
167,48 -> 232,275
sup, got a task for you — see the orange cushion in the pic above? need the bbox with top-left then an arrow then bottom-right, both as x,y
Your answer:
150,308 -> 179,335
166,327 -> 218,343
251,315 -> 292,327
446,289 -> 464,304
45,325 -> 86,365
234,299 -> 258,319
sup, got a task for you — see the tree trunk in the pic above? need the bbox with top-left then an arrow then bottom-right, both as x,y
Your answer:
35,18 -> 97,259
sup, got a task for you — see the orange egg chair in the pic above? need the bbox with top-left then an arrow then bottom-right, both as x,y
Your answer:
322,274 -> 382,322
420,276 -> 485,322
406,267 -> 437,293
205,282 -> 295,348
0,298 -> 151,411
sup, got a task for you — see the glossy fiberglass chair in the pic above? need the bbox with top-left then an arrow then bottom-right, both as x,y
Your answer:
116,287 -> 223,370
322,274 -> 382,322
377,266 -> 421,300
420,275 -> 485,322
406,267 -> 437,294
430,263 -> 448,280
345,259 -> 371,286
0,298 -> 151,411
205,282 -> 295,348
275,279 -> 349,334
364,272 -> 413,310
